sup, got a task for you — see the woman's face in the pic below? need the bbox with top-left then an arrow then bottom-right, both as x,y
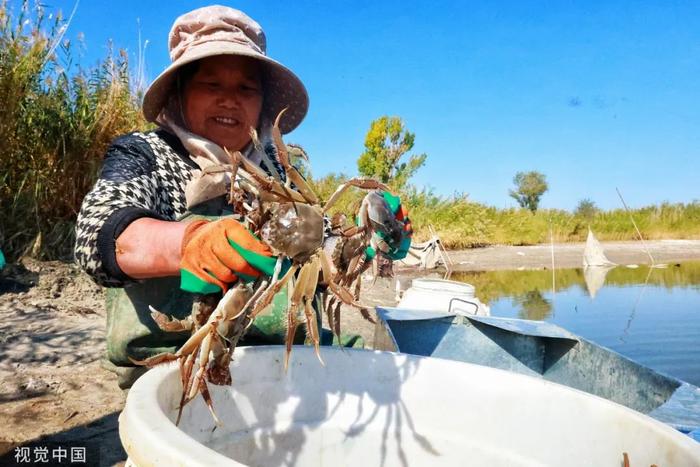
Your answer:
182,55 -> 263,151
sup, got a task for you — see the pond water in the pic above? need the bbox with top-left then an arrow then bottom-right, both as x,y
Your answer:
451,261 -> 700,386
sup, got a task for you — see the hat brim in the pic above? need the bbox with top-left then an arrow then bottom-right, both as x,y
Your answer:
142,41 -> 308,134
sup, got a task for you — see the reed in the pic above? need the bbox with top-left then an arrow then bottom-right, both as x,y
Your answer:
403,187 -> 700,249
307,176 -> 700,250
0,1 -> 146,260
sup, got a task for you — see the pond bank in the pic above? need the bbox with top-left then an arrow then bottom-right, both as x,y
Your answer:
442,239 -> 700,271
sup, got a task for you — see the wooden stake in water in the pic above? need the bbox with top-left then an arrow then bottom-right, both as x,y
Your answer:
549,220 -> 556,298
615,188 -> 656,266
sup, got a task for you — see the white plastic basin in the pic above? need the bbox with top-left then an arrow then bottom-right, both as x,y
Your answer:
120,346 -> 700,466
398,278 -> 489,316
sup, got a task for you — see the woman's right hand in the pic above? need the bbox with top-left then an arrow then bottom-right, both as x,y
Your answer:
179,218 -> 276,293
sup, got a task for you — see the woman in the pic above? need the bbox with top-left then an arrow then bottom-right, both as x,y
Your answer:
75,6 -> 409,387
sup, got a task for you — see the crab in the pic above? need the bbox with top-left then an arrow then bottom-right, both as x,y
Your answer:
230,109 -> 393,367
135,283 -> 262,425
135,109 -> 402,424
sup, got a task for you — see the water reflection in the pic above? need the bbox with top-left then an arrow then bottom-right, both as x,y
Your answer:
583,266 -> 614,299
620,266 -> 653,343
450,261 -> 700,386
451,261 -> 700,305
514,290 -> 553,320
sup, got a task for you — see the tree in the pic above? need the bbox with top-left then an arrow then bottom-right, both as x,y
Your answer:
509,171 -> 548,212
357,116 -> 427,189
574,198 -> 598,221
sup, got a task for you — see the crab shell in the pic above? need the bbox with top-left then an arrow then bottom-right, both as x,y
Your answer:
362,191 -> 404,247
260,202 -> 325,264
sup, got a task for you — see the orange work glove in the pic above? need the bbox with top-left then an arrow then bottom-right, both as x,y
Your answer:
180,218 -> 273,293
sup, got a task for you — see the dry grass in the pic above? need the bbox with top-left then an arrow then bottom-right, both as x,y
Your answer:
0,1 -> 146,260
310,178 -> 700,250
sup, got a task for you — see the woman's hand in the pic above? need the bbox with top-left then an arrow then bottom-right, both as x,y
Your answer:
362,191 -> 412,261
115,218 -> 188,279
115,217 -> 278,294
380,191 -> 412,260
179,218 -> 276,293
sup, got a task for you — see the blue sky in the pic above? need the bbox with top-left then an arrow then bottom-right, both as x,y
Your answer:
31,1 -> 700,209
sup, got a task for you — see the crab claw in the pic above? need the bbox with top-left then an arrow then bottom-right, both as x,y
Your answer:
287,143 -> 309,162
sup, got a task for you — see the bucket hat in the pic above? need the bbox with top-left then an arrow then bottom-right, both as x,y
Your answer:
142,5 -> 308,134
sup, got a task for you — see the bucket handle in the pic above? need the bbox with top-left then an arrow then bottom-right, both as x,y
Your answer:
448,297 -> 480,316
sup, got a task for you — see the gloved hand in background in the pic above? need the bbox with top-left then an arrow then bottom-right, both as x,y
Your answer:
180,218 -> 278,294
363,191 -> 412,261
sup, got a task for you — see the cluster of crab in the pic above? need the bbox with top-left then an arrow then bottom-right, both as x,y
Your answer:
135,110 -> 405,425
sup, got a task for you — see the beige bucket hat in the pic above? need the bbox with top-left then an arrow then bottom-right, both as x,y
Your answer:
142,5 -> 308,134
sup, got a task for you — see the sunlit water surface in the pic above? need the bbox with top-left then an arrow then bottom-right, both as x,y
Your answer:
451,261 -> 700,386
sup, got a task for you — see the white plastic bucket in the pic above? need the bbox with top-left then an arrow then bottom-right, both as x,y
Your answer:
119,346 -> 700,466
398,278 -> 488,316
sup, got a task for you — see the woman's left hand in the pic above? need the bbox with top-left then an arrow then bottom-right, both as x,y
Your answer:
363,191 -> 412,261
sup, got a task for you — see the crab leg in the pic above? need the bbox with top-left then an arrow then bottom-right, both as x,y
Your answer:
226,148 -> 307,203
333,300 -> 342,343
176,319 -> 215,357
188,326 -> 215,401
289,263 -> 313,315
324,294 -> 336,342
242,168 -> 306,203
149,306 -> 193,332
346,255 -> 362,281
175,353 -> 196,426
353,274 -> 363,301
164,285 -> 241,358
181,354 -> 195,396
320,249 -> 369,313
302,257 -> 323,364
199,379 -> 222,426
248,264 -> 298,320
325,274 -> 375,324
318,246 -> 339,282
285,305 -> 299,370
284,261 -> 316,369
323,178 -> 390,213
304,296 -> 322,362
130,352 -> 178,367
271,256 -> 284,284
272,109 -> 319,205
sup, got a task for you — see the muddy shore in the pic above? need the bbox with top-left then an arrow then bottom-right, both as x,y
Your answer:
444,239 -> 700,271
1,240 -> 699,465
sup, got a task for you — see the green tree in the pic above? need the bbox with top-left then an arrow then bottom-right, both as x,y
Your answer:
357,116 -> 427,189
509,171 -> 548,212
574,198 -> 598,221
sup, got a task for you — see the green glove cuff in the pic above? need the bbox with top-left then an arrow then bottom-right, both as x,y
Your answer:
227,239 -> 279,276
387,236 -> 412,260
180,242 -> 291,294
180,269 -> 222,294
